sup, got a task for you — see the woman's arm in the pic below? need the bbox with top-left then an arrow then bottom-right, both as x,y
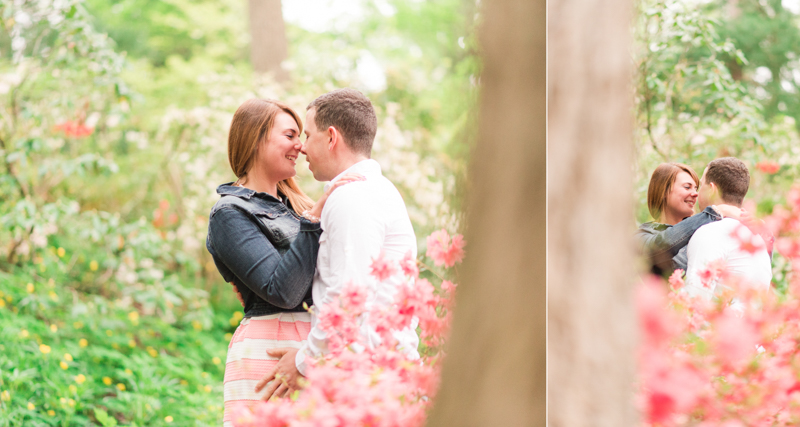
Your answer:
635,206 -> 722,261
209,207 -> 321,309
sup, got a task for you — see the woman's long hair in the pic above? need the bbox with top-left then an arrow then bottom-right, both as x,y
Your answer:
646,162 -> 699,222
228,99 -> 315,214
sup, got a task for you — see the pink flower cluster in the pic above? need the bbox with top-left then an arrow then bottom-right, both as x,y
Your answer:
54,120 -> 93,138
232,230 -> 464,427
426,229 -> 465,268
638,186 -> 800,426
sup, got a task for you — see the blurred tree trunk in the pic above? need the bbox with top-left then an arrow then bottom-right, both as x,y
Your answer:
248,0 -> 289,83
548,0 -> 637,425
426,0 -> 546,425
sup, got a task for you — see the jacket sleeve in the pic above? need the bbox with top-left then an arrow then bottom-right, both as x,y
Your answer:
208,206 -> 321,309
635,206 -> 721,262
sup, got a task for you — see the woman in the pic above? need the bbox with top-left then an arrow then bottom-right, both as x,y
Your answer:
636,162 -> 739,276
205,99 -> 360,426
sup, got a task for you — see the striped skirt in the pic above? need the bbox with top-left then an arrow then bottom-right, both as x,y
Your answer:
223,312 -> 311,427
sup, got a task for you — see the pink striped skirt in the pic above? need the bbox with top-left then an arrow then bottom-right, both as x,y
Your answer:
223,312 -> 311,427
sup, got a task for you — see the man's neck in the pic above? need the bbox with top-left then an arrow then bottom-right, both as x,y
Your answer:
329,155 -> 370,180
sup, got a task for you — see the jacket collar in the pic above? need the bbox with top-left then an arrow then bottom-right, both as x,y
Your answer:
216,182 -> 284,203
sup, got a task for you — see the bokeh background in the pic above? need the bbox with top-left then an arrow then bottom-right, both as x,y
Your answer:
0,1 -> 478,425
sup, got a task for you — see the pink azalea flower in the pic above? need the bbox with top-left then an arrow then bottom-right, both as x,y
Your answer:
370,251 -> 398,281
756,161 -> 780,175
426,229 -> 466,267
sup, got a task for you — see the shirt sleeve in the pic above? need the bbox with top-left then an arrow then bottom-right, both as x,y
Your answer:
683,224 -> 726,299
296,186 -> 385,375
208,206 -> 321,309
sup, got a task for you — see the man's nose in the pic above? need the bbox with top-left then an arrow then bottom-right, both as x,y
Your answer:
299,142 -> 307,155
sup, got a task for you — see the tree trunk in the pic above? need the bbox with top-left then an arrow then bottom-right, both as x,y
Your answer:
548,0 -> 637,425
425,0 -> 546,425
248,0 -> 289,83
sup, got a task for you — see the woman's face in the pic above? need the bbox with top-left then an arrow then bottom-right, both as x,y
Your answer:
664,171 -> 698,221
257,112 -> 302,182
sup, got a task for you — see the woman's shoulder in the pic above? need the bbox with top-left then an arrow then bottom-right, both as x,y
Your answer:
638,221 -> 669,234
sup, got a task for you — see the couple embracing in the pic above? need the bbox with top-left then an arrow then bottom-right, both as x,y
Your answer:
637,157 -> 773,301
205,88 -> 420,426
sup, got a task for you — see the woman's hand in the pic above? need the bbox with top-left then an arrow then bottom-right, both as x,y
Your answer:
302,174 -> 365,222
713,204 -> 743,220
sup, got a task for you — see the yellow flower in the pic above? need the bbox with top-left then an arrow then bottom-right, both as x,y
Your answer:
39,263 -> 46,273
180,379 -> 188,386
212,356 -> 221,365
124,369 -> 132,375
68,399 -> 75,407
145,403 -> 152,411
64,353 -> 73,361
39,344 -> 51,354
74,374 -> 85,384
5,295 -> 11,302
57,247 -> 65,258
1,390 -> 10,401
89,260 -> 99,271
116,383 -> 125,391
27,402 -> 35,410
204,385 -> 212,393
20,329 -> 29,338
73,321 -> 83,329
112,343 -> 119,350
59,398 -> 66,404
128,339 -> 136,348
26,283 -> 34,293
48,410 -> 55,416
192,320 -> 202,331
201,372 -> 209,378
224,332 -> 232,341
165,416 -> 174,423
68,384 -> 77,394
102,377 -> 112,385
79,338 -> 88,347
0,299 -> 5,308
105,330 -> 113,337
128,311 -> 139,323
60,361 -> 68,370
147,347 -> 158,357
50,324 -> 58,332
48,291 -> 58,301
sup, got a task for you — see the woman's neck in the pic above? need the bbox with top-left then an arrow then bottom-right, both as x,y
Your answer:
238,172 -> 278,199
660,211 -> 683,226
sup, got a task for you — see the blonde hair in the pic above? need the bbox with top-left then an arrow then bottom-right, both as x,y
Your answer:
646,162 -> 699,222
228,99 -> 314,214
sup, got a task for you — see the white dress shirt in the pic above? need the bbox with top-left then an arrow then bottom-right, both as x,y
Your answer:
684,218 -> 772,300
295,159 -> 420,375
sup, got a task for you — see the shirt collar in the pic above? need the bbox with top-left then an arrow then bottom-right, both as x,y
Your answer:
324,159 -> 381,191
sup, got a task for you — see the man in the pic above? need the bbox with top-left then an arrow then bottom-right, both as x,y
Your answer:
683,157 -> 772,299
255,88 -> 419,399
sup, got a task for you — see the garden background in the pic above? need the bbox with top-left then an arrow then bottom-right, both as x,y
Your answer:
0,0 -> 479,425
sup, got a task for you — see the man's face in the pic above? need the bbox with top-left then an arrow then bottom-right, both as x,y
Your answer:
302,108 -> 333,181
697,167 -> 715,210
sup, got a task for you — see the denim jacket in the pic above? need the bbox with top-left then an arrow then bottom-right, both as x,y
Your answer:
206,183 -> 321,317
636,206 -> 722,275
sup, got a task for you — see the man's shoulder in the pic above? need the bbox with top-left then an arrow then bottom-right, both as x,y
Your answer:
693,218 -> 738,237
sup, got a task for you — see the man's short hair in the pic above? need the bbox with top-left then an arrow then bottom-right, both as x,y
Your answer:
705,157 -> 750,207
307,88 -> 377,156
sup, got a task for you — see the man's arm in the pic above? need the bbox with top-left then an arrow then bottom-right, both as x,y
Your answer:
296,186 -> 384,375
684,224 -> 726,299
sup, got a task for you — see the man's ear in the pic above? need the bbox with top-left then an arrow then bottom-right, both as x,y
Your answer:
327,126 -> 339,151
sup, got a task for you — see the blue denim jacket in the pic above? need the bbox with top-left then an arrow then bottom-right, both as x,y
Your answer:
206,183 -> 321,317
636,206 -> 722,275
